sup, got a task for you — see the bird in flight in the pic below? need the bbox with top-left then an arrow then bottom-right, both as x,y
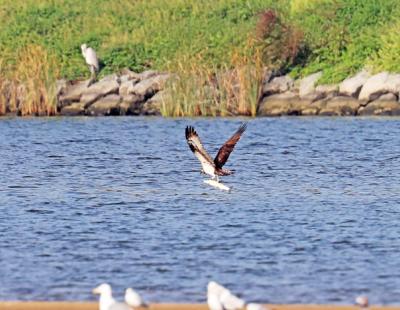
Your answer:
185,123 -> 247,182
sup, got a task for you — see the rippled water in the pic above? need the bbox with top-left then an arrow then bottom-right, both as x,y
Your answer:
1,117 -> 400,304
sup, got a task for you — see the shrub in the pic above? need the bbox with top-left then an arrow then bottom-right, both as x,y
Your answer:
367,21 -> 400,73
253,9 -> 304,72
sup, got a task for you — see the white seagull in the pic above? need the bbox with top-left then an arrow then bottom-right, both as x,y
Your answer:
92,283 -> 131,310
125,287 -> 148,307
81,43 -> 100,87
220,289 -> 245,310
207,281 -> 226,310
206,281 -> 245,310
93,283 -> 116,310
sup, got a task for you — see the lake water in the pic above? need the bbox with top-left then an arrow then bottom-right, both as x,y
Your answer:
1,117 -> 400,304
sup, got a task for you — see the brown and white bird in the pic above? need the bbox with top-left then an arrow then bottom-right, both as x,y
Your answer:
185,124 -> 247,182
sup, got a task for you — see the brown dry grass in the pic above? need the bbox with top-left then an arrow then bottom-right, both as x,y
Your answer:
161,41 -> 264,117
0,45 -> 59,116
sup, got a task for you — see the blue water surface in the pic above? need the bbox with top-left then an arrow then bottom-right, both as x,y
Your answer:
1,117 -> 400,304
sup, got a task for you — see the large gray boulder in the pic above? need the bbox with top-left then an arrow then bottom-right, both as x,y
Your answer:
58,80 -> 88,105
288,99 -> 313,115
99,74 -> 120,83
80,79 -> 120,106
303,99 -> 329,116
119,80 -> 139,98
358,72 -> 400,101
86,95 -> 121,116
128,74 -> 170,98
263,75 -> 294,96
119,94 -> 146,115
315,84 -> 338,99
142,91 -> 168,115
138,70 -> 161,80
299,72 -> 322,99
339,70 -> 370,97
377,93 -> 397,101
358,100 -> 400,116
257,92 -> 297,116
119,68 -> 141,82
320,96 -> 361,116
60,102 -> 86,116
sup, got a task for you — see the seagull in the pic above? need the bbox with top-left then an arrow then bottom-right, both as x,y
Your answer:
92,283 -> 116,310
208,282 -> 226,310
207,281 -> 245,310
355,296 -> 369,308
185,123 -> 247,182
81,43 -> 99,87
125,287 -> 148,307
93,283 -> 131,310
208,291 -> 225,310
208,281 -> 227,297
220,289 -> 245,310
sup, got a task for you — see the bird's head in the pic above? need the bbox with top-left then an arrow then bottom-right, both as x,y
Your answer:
125,287 -> 134,295
81,43 -> 87,53
207,281 -> 225,295
92,283 -> 112,296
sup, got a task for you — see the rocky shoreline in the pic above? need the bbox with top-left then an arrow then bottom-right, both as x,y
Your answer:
2,69 -> 400,117
257,70 -> 400,116
56,69 -> 171,116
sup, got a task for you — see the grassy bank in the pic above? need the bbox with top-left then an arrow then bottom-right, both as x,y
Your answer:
1,0 -> 400,116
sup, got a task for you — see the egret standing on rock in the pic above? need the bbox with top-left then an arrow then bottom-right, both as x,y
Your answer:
81,43 -> 99,87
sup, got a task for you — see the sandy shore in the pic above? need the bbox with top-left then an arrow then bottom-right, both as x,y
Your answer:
0,303 -> 399,310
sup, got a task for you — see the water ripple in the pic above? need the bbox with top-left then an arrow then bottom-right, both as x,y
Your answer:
1,117 -> 400,304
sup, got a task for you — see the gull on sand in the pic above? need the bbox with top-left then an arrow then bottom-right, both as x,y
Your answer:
125,287 -> 148,307
93,283 -> 131,310
207,281 -> 266,310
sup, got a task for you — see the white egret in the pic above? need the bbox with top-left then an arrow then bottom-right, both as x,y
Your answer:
81,43 -> 99,87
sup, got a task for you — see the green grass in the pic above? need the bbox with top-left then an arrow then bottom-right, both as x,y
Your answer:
0,0 -> 281,80
289,0 -> 400,83
2,0 -> 399,82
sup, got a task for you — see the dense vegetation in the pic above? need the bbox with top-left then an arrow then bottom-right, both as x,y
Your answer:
1,0 -> 400,81
1,0 -> 400,115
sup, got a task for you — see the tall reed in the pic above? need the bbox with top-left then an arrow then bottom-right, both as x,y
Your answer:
12,45 -> 59,116
161,44 -> 263,117
0,60 -> 6,115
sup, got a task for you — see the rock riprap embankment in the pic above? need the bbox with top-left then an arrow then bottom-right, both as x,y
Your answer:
57,70 -> 170,116
5,68 -> 400,117
257,70 -> 400,116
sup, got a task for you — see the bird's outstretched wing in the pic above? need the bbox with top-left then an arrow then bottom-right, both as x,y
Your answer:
214,123 -> 247,169
185,126 -> 214,166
